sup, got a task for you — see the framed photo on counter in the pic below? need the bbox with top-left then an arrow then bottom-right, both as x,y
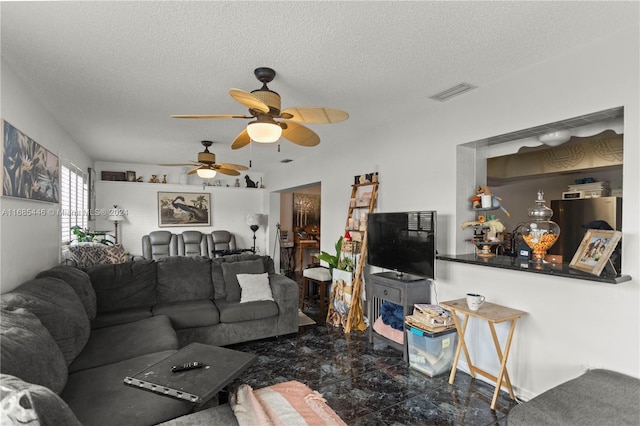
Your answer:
569,229 -> 622,276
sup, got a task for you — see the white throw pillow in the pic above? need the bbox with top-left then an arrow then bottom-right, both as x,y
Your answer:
237,272 -> 274,303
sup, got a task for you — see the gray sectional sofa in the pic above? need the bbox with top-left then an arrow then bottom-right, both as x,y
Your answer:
0,253 -> 299,426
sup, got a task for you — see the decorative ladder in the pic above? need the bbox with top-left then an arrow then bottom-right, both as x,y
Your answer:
341,180 -> 379,333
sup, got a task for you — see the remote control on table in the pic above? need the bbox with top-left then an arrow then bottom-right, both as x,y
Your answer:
171,361 -> 204,373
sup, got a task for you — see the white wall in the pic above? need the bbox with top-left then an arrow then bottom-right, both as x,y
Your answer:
2,19 -> 638,402
94,161 -> 266,256
265,25 -> 640,399
1,59 -> 92,292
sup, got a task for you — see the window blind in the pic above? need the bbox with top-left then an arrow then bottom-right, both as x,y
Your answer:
60,163 -> 88,244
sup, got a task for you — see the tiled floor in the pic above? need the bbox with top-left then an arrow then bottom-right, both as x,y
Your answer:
227,306 -> 518,425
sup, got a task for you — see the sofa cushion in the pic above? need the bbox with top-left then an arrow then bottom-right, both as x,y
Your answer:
216,299 -> 279,323
507,369 -> 640,426
68,243 -> 126,269
222,254 -> 276,275
91,306 -> 153,329
156,256 -> 213,302
0,374 -> 82,426
87,260 -> 157,313
157,403 -> 238,426
0,307 -> 68,394
36,265 -> 97,320
237,273 -> 274,303
152,300 -> 220,330
1,277 -> 90,366
68,315 -> 178,373
221,259 -> 266,302
211,258 -> 226,300
63,350 -> 193,426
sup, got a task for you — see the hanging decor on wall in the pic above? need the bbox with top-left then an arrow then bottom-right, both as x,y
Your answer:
2,119 -> 59,203
158,191 -> 211,227
293,193 -> 320,232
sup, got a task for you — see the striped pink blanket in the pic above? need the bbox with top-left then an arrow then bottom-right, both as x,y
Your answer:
230,381 -> 347,426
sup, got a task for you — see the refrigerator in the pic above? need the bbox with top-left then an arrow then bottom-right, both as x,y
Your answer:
549,197 -> 622,261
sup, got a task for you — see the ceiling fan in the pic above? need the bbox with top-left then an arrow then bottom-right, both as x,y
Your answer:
171,67 -> 349,150
160,140 -> 248,178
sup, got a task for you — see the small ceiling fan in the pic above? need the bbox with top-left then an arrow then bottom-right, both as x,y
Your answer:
160,141 -> 248,178
171,67 -> 349,150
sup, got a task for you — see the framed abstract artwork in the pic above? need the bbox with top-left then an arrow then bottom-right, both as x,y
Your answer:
158,191 -> 211,227
2,119 -> 59,203
293,193 -> 320,231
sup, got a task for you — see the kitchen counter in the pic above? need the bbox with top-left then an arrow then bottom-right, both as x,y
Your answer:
437,253 -> 631,284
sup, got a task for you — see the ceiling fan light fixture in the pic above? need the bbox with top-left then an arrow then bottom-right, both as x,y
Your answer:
196,167 -> 217,179
247,118 -> 282,143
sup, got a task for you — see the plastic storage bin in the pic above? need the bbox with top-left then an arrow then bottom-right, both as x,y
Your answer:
406,325 -> 457,377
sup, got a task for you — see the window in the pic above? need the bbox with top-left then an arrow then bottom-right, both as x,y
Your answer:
60,163 -> 88,244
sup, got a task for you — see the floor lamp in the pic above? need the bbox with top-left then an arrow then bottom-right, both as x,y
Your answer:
107,206 -> 126,244
246,214 -> 264,253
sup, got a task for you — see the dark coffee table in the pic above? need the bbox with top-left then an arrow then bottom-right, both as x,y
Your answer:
124,342 -> 256,406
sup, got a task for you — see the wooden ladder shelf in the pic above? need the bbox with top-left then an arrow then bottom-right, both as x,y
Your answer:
342,181 -> 379,332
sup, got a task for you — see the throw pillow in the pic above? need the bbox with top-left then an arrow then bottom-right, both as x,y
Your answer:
36,266 -> 97,320
237,273 -> 273,303
68,243 -> 126,270
221,259 -> 265,302
87,260 -> 157,313
1,278 -> 90,366
156,256 -> 213,302
0,374 -> 82,425
0,307 -> 68,394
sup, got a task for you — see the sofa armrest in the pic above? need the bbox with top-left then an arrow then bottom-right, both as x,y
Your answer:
269,274 -> 299,335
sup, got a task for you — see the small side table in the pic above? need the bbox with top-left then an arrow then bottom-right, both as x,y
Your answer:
440,298 -> 527,410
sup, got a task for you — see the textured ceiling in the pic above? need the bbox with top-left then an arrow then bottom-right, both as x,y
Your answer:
1,1 -> 637,173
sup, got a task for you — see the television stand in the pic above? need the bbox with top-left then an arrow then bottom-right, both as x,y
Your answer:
367,272 -> 430,361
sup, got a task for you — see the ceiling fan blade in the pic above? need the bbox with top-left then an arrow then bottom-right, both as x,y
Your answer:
217,162 -> 249,171
281,121 -> 320,147
215,168 -> 241,176
281,107 -> 349,124
187,167 -> 200,175
231,129 -> 251,150
229,89 -> 270,113
171,114 -> 249,119
158,162 -> 199,166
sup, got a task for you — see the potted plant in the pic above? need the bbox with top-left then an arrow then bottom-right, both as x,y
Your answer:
70,226 -> 113,245
317,236 -> 343,273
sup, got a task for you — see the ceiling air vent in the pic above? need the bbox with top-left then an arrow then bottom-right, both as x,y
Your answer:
280,159 -> 293,163
429,83 -> 477,102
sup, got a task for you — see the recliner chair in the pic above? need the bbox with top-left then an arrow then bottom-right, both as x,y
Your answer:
178,230 -> 209,257
142,231 -> 178,260
208,230 -> 237,255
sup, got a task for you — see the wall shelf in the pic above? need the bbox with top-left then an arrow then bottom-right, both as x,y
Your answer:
97,181 -> 264,190
437,253 -> 631,284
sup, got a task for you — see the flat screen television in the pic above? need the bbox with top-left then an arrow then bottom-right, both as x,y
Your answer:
367,211 -> 436,280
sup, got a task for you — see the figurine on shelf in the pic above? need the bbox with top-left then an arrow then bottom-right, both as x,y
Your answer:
162,174 -> 167,184
245,175 -> 258,188
136,177 -> 144,182
470,186 -> 486,209
149,175 -> 160,183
